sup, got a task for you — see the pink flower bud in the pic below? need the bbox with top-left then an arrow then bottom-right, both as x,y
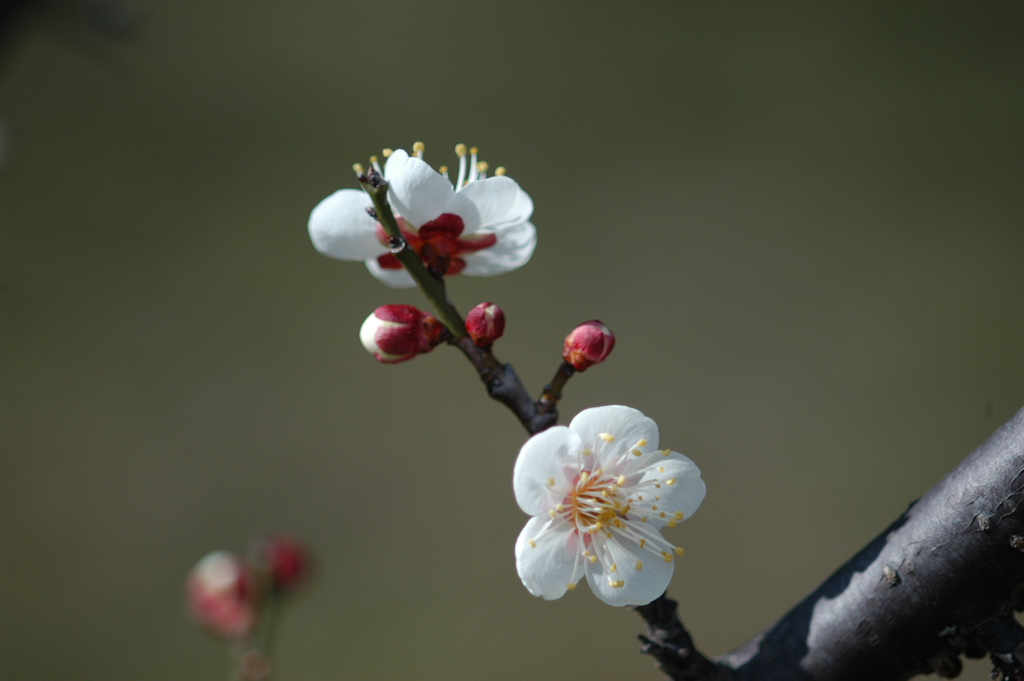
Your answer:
562,320 -> 615,371
465,302 -> 505,347
249,535 -> 310,594
360,304 -> 442,364
186,551 -> 261,640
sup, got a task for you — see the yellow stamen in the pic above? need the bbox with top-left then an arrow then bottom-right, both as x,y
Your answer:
616,475 -> 626,486
382,148 -> 393,158
579,471 -> 589,483
632,448 -> 642,457
609,579 -> 625,589
547,477 -> 555,487
555,503 -> 564,512
637,438 -> 647,447
651,504 -> 658,510
455,143 -> 467,157
666,478 -> 676,485
636,560 -> 643,571
599,433 -> 615,442
495,166 -> 506,176
438,165 -> 448,174
662,552 -> 673,563
527,539 -> 536,548
352,163 -> 364,175
658,466 -> 665,473
412,141 -> 425,153
476,161 -> 488,173
661,449 -> 671,456
639,539 -> 646,548
660,512 -> 666,518
667,519 -> 677,528
588,554 -> 597,563
609,563 -> 617,573
674,511 -> 684,520
369,155 -> 378,164
548,509 -> 557,518
581,448 -> 592,456
469,146 -> 479,155
566,582 -> 576,590
675,546 -> 685,555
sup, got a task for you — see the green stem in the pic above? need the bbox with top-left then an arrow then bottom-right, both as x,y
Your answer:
359,172 -> 467,340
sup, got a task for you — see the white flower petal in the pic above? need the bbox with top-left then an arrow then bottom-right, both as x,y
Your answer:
384,149 -> 455,228
515,516 -> 579,600
461,221 -> 537,277
570,406 -> 660,466
443,176 -> 534,234
513,426 -> 581,516
308,189 -> 384,260
585,535 -> 674,606
364,259 -> 416,288
642,454 -> 706,523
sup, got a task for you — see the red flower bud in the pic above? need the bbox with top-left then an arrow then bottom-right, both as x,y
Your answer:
249,535 -> 310,594
465,302 -> 505,347
186,551 -> 261,640
360,304 -> 442,364
562,320 -> 615,371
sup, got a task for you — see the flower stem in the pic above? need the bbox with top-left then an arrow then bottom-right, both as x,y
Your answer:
359,171 -> 467,340
537,361 -> 575,416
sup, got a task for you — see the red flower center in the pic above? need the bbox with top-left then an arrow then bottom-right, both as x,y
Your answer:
374,213 -> 497,276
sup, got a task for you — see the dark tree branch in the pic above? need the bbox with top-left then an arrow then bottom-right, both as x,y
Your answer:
706,404 -> 1024,681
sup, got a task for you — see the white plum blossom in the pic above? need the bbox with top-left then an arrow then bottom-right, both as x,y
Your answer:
308,143 -> 537,288
513,406 -> 706,606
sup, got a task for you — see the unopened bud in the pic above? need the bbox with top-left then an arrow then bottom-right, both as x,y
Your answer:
360,304 -> 442,364
465,302 -> 505,347
249,534 -> 310,594
562,320 -> 615,371
186,551 -> 260,640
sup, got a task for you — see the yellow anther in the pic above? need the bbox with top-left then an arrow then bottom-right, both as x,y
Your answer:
609,563 -> 617,573
609,579 -> 625,589
495,166 -> 507,176
655,484 -> 662,489
639,539 -> 646,549
674,511 -> 684,520
555,503 -> 564,512
595,468 -> 603,476
352,163 -> 365,175
651,504 -> 658,510
412,141 -> 425,153
641,517 -> 648,523
527,539 -> 536,548
601,490 -> 610,497
660,512 -> 666,518
613,519 -> 623,528
579,471 -> 589,482
548,509 -> 557,518
658,466 -> 664,473
382,148 -> 393,157
593,521 -> 603,530
675,546 -> 685,555
667,519 -> 677,528
637,438 -> 647,447
566,582 -> 576,590
455,143 -> 467,157
369,155 -> 378,164
547,477 -> 555,487
662,552 -> 673,563
636,560 -> 644,571
438,165 -> 448,174
581,448 -> 592,456
632,448 -> 642,457
476,161 -> 488,173
469,146 -> 479,155
666,478 -> 676,486
617,475 -> 626,486
599,433 -> 615,442
661,449 -> 671,456
588,554 -> 597,563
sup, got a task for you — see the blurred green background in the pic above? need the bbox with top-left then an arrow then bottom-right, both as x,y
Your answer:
2,2 -> 1022,680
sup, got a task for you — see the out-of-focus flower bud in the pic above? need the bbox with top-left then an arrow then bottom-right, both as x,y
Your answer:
465,302 -> 505,347
186,551 -> 261,640
360,304 -> 443,364
562,320 -> 615,371
249,535 -> 310,594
